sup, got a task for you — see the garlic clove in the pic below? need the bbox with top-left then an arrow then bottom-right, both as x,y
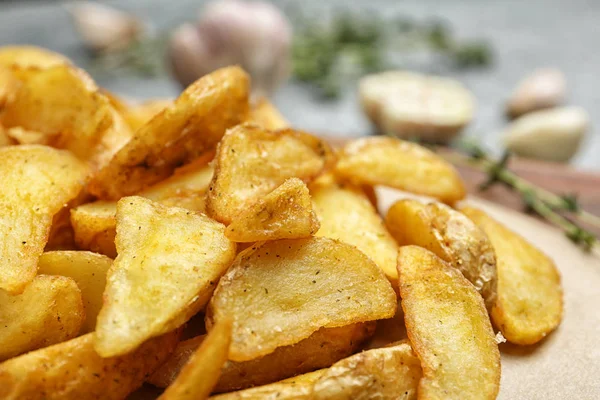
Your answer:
506,68 -> 566,119
504,106 -> 588,163
66,1 -> 143,53
359,71 -> 475,143
168,23 -> 211,88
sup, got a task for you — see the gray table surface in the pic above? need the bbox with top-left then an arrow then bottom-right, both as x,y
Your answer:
0,0 -> 598,169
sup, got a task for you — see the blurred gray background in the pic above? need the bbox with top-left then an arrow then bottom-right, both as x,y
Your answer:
1,0 -> 598,169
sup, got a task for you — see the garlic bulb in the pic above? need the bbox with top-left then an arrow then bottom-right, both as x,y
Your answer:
66,1 -> 143,53
359,71 -> 475,143
506,68 -> 566,119
504,106 -> 588,163
168,0 -> 292,97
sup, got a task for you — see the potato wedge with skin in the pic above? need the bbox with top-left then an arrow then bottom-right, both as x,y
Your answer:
249,97 -> 289,130
311,340 -> 422,400
0,330 -> 180,400
71,159 -> 214,257
95,196 -> 236,357
38,251 -> 112,333
123,99 -> 174,132
159,319 -> 232,400
311,180 -> 399,285
335,137 -> 466,204
0,46 -> 69,69
206,123 -> 335,224
398,246 -> 500,400
0,145 -> 89,294
386,199 -> 497,311
207,237 -> 396,362
88,66 -> 249,199
461,206 -> 563,345
150,322 -> 375,392
210,370 -> 325,400
225,178 -> 320,242
0,275 -> 84,361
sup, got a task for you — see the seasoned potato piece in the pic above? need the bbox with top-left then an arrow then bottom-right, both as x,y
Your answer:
206,123 -> 335,224
398,246 -> 500,400
159,319 -> 232,400
461,206 -> 563,345
1,65 -> 113,160
92,107 -> 134,170
249,97 -> 289,130
0,145 -> 88,293
0,46 -> 69,69
225,178 -> 319,242
37,251 -> 112,333
311,340 -> 422,400
210,370 -> 325,400
71,200 -> 118,258
95,197 -> 236,357
123,99 -> 174,132
386,199 -> 497,311
311,180 -> 398,284
0,330 -> 180,400
335,137 -> 465,204
88,66 -> 249,199
207,237 -> 396,362
149,322 -> 375,392
0,275 -> 84,361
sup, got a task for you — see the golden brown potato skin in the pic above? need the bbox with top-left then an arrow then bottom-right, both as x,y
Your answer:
0,330 -> 180,400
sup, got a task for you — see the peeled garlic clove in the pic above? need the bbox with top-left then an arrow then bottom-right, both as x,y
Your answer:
504,106 -> 588,163
506,68 -> 566,118
359,71 -> 475,143
67,1 -> 143,53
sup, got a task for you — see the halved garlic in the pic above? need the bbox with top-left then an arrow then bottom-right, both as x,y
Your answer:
359,71 -> 475,143
506,68 -> 566,118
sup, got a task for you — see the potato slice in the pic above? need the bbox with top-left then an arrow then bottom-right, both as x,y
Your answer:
311,180 -> 399,285
225,178 -> 319,242
88,66 -> 249,199
249,97 -> 289,130
0,145 -> 88,293
150,322 -> 375,392
335,137 -> 466,204
206,123 -> 335,224
71,159 -> 214,257
0,46 -> 69,69
122,98 -> 173,132
386,199 -> 497,311
461,206 -> 563,345
1,65 -> 113,160
37,251 -> 112,333
210,370 -> 325,400
159,319 -> 232,400
397,246 -> 500,400
311,340 -> 422,399
207,237 -> 396,362
95,196 -> 236,357
0,275 -> 84,361
0,330 -> 180,400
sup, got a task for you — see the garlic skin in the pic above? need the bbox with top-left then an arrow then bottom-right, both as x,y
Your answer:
359,71 -> 475,143
506,68 -> 566,119
504,106 -> 588,163
168,0 -> 291,97
67,1 -> 143,53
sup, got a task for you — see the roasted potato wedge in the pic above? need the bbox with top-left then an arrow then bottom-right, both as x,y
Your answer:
311,340 -> 422,400
207,237 -> 396,362
386,199 -> 497,311
225,178 -> 320,242
0,46 -> 69,69
206,123 -> 335,224
37,251 -> 112,333
0,145 -> 88,293
398,246 -> 501,400
88,66 -> 249,199
311,179 -> 399,285
150,322 -> 375,392
70,200 -> 118,257
122,99 -> 173,132
249,97 -> 289,130
461,206 -> 563,345
159,319 -> 232,400
95,196 -> 236,357
0,330 -> 180,400
335,137 -> 466,203
0,275 -> 84,361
